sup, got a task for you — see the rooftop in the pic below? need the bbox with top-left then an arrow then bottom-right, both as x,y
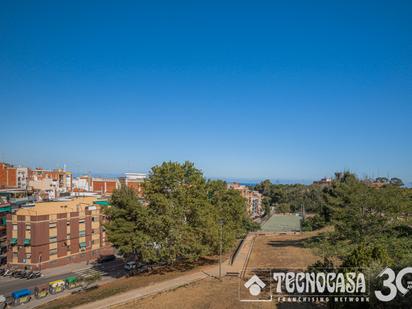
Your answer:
15,196 -> 100,216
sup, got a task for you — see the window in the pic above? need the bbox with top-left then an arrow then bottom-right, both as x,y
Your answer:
12,252 -> 18,259
26,253 -> 31,259
66,234 -> 71,239
12,224 -> 17,231
66,221 -> 70,226
79,230 -> 86,237
25,224 -> 31,231
49,248 -> 57,256
49,222 -> 57,228
92,216 -> 98,222
49,236 -> 57,243
79,219 -> 85,224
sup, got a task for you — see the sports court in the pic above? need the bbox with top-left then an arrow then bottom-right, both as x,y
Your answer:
261,214 -> 301,232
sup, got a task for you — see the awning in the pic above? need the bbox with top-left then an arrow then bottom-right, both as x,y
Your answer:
65,276 -> 78,284
10,238 -> 17,245
24,239 -> 31,245
79,242 -> 87,248
93,200 -> 110,206
0,206 -> 11,213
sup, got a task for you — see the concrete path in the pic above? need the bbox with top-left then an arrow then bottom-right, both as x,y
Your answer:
226,233 -> 255,277
75,235 -> 256,309
76,265 -> 225,309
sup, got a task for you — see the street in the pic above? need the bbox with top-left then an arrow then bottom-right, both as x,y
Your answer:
0,259 -> 125,295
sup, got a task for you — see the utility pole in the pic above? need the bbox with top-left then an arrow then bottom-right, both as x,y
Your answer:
219,219 -> 224,280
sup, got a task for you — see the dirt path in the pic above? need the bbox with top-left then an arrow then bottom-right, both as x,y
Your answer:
118,231 -> 324,309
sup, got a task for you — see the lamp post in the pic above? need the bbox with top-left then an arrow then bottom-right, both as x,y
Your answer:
218,219 -> 224,280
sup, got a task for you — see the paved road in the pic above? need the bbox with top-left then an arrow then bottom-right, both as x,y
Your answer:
0,259 -> 125,295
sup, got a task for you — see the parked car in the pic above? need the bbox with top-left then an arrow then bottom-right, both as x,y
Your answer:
0,295 -> 6,309
126,264 -> 152,277
124,261 -> 141,271
97,254 -> 116,263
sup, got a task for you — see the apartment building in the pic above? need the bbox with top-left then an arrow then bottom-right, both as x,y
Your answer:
91,178 -> 118,194
0,196 -> 11,264
227,183 -> 263,218
28,168 -> 73,200
0,163 -> 28,190
118,173 -> 146,197
6,196 -> 112,270
72,175 -> 92,192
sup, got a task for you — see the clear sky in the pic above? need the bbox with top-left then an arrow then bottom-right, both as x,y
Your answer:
0,1 -> 411,183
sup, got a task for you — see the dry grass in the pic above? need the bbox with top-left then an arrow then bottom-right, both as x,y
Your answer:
120,231 -> 326,309
115,277 -> 274,309
38,257 -> 221,309
247,231 -> 322,270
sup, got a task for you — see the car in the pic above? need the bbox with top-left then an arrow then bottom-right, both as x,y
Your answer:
124,261 -> 141,271
0,295 -> 6,309
125,264 -> 152,277
97,255 -> 116,263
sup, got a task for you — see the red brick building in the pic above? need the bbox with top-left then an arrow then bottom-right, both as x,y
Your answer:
0,163 -> 17,189
92,178 -> 118,194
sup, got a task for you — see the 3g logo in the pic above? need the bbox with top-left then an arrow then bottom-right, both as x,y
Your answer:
375,267 -> 412,302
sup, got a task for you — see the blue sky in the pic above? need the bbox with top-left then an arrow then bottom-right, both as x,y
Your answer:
0,1 -> 411,183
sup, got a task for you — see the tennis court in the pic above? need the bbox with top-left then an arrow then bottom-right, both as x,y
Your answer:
261,214 -> 301,232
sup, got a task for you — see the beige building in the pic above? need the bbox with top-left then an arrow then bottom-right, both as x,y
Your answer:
6,196 -> 112,270
227,183 -> 262,218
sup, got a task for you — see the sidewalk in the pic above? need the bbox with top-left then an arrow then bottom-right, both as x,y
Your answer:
77,234 -> 253,309
226,233 -> 255,277
76,264 -> 226,309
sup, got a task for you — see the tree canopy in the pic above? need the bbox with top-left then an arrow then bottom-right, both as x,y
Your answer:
105,161 -> 258,264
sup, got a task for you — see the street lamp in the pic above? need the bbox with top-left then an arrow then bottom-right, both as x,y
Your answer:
218,219 -> 224,280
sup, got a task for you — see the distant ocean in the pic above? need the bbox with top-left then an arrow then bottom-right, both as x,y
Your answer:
72,172 -> 411,188
212,178 -> 314,186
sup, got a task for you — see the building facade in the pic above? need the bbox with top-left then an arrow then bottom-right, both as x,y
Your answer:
118,173 -> 146,197
91,178 -> 118,194
227,183 -> 263,218
6,197 -> 112,270
28,168 -> 73,200
0,196 -> 11,264
0,163 -> 27,189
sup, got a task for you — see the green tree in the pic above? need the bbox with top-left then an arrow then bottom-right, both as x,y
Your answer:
106,161 -> 257,265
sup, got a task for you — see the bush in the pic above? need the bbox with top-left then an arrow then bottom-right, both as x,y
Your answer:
301,215 -> 326,231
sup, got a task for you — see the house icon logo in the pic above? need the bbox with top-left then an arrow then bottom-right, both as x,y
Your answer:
244,274 -> 266,296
